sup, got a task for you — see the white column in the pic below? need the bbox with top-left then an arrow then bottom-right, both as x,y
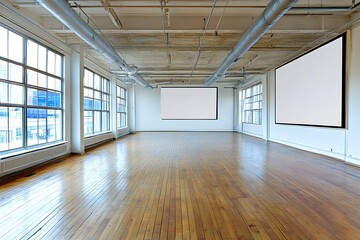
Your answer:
233,88 -> 239,131
70,45 -> 85,154
128,83 -> 137,133
64,53 -> 72,154
111,74 -> 117,138
262,73 -> 269,140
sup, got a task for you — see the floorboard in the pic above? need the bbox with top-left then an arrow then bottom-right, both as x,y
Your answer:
1,132 -> 360,239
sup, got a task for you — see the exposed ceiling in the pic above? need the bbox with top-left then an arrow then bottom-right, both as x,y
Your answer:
8,0 -> 360,86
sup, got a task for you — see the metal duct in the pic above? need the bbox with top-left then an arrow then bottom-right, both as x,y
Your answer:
204,0 -> 298,86
36,0 -> 152,89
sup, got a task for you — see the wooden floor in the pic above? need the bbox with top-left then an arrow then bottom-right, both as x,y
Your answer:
1,132 -> 360,239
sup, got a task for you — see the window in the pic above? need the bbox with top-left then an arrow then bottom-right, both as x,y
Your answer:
84,69 -> 110,136
117,86 -> 127,128
0,25 -> 63,153
243,83 -> 262,125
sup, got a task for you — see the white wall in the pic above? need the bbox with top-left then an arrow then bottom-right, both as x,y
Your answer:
345,21 -> 360,165
268,67 -> 347,159
135,86 -> 234,131
238,23 -> 360,165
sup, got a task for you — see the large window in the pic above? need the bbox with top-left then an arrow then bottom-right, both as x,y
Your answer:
117,86 -> 127,128
243,83 -> 262,125
84,69 -> 110,136
0,25 -> 63,153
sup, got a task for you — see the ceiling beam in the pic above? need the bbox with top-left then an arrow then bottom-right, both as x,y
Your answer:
49,29 -> 327,35
67,5 -> 351,12
100,0 -> 123,28
13,2 -> 354,13
111,46 -> 300,51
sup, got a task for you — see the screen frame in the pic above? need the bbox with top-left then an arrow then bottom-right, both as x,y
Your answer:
160,87 -> 219,120
275,32 -> 346,128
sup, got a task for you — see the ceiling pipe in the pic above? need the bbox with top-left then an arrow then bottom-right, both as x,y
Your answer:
36,0 -> 152,89
204,0 -> 298,86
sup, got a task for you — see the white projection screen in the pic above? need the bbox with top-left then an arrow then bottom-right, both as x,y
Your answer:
275,34 -> 345,128
161,87 -> 218,120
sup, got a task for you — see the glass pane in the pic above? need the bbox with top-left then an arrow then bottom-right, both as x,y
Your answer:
38,73 -> 47,88
28,88 -> 38,105
0,60 -> 8,80
84,98 -> 93,110
47,51 -> 55,75
94,99 -> 101,110
55,54 -> 62,77
244,103 -> 249,111
102,79 -> 106,92
84,69 -> 89,87
55,110 -> 62,140
94,91 -> 101,99
27,108 -> 38,146
38,90 -> 47,106
8,31 -> 23,63
102,112 -> 109,131
117,113 -> 120,128
27,40 -> 38,68
253,111 -> 260,125
0,107 -> 9,151
84,111 -> 93,135
0,82 -> 8,103
8,63 -> 23,83
55,79 -> 62,91
103,79 -> 109,93
38,109 -> 47,144
48,91 -> 61,107
94,111 -> 101,132
9,84 -> 23,104
27,69 -> 37,86
0,27 -> 7,58
253,85 -> 259,95
120,113 -> 126,128
84,88 -> 91,98
47,110 -> 56,142
245,111 -> 252,123
48,76 -> 56,90
86,70 -> 93,88
121,88 -> 126,98
38,45 -> 47,72
94,74 -> 101,90
9,107 -> 23,149
117,86 -> 120,95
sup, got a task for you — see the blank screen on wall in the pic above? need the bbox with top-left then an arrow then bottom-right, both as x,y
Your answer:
161,87 -> 218,120
275,34 -> 345,127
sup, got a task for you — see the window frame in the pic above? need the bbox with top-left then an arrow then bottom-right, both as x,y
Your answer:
117,85 -> 127,129
83,68 -> 111,137
0,24 -> 64,155
242,83 -> 263,125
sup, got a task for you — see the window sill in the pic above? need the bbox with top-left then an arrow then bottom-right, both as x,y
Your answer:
84,131 -> 112,139
0,141 -> 68,160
